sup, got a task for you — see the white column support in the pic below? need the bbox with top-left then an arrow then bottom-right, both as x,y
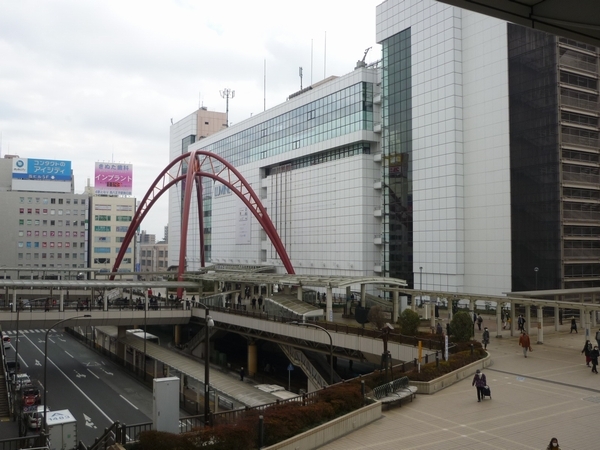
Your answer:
59,290 -> 64,312
496,303 -> 502,338
12,291 -> 17,312
326,286 -> 333,322
392,290 -> 399,323
297,285 -> 303,301
525,305 -> 531,335
536,306 -> 544,344
360,284 -> 366,308
510,303 -> 516,337
554,304 -> 560,331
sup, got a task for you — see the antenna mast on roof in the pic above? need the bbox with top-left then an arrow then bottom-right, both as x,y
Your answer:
220,88 -> 235,127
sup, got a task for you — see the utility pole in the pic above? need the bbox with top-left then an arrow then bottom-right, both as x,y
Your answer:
220,88 -> 235,127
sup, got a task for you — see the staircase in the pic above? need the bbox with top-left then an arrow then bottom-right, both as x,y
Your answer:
279,344 -> 328,391
185,326 -> 218,356
0,349 -> 10,418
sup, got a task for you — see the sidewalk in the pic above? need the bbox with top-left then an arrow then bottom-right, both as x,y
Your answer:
321,327 -> 598,450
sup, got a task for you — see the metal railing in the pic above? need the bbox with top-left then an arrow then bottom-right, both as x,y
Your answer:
0,435 -> 47,450
279,344 -> 328,388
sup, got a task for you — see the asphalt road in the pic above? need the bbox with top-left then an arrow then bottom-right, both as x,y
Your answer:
6,328 -> 152,446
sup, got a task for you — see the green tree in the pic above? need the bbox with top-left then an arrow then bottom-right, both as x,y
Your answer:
367,305 -> 386,329
450,311 -> 473,342
399,309 -> 420,336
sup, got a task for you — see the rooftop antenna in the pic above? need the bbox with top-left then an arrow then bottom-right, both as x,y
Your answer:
311,39 -> 313,85
324,31 -> 327,79
220,88 -> 235,127
299,67 -> 303,90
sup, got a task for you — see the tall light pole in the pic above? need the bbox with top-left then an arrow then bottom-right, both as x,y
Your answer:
419,266 -> 423,308
44,315 -> 91,434
290,322 -> 334,385
534,267 -> 539,291
196,302 -> 214,426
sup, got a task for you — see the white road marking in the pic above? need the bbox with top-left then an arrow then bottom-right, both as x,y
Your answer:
21,333 -> 114,424
74,370 -> 86,378
65,351 -> 74,358
87,369 -> 100,379
35,360 -> 41,367
119,395 -> 139,410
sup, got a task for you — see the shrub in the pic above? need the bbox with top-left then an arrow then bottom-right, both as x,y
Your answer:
450,311 -> 474,342
367,305 -> 386,329
399,309 -> 420,336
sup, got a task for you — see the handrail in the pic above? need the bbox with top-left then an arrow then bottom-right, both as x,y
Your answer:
279,344 -> 328,388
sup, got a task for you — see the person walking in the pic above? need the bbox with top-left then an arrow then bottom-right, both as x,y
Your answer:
591,346 -> 599,374
570,317 -> 578,334
519,331 -> 532,358
581,340 -> 593,366
239,367 -> 245,381
476,314 -> 483,331
546,437 -> 561,449
251,297 -> 257,310
482,327 -> 490,350
595,328 -> 600,349
517,314 -> 525,332
472,369 -> 487,402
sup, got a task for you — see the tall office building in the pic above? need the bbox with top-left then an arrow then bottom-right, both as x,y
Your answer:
169,0 -> 599,296
377,0 -> 600,293
0,155 -> 89,270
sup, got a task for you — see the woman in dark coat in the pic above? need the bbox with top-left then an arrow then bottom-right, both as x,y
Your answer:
581,340 -> 593,366
471,369 -> 487,402
591,346 -> 599,374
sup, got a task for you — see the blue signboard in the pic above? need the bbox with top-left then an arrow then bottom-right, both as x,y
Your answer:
12,158 -> 72,181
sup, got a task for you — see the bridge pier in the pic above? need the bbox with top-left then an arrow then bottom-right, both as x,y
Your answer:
297,285 -> 303,301
247,339 -> 257,376
510,302 -> 516,337
117,326 -> 127,362
59,290 -> 64,312
174,325 -> 181,347
326,286 -> 333,322
495,303 -> 502,338
525,303 -> 531,335
392,291 -> 399,324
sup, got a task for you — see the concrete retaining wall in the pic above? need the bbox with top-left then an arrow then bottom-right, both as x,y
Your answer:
263,401 -> 382,450
409,352 -> 492,395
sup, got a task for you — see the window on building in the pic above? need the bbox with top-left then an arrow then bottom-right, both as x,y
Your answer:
58,199 -> 63,204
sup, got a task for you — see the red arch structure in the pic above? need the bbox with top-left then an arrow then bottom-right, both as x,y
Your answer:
110,150 -> 295,292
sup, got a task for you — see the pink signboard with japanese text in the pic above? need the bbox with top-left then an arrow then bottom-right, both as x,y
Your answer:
94,162 -> 133,196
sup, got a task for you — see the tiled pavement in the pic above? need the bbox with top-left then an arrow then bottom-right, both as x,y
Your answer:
321,322 -> 600,450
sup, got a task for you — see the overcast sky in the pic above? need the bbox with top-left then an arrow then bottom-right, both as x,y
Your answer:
0,0 -> 382,238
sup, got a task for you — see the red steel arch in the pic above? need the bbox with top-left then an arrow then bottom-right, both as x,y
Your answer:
110,151 -> 295,290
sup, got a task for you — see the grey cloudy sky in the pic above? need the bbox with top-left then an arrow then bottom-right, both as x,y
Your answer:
0,0 -> 382,237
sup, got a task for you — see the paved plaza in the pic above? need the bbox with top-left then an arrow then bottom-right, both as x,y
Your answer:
322,322 -> 600,450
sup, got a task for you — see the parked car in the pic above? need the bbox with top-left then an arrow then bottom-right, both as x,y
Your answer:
22,386 -> 41,406
5,360 -> 20,377
25,406 -> 49,429
12,373 -> 31,391
2,334 -> 10,350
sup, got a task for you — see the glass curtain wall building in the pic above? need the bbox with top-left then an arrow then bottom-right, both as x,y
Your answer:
169,70 -> 382,286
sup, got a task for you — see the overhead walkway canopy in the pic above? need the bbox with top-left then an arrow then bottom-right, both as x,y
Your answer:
264,293 -> 323,319
436,0 -> 600,47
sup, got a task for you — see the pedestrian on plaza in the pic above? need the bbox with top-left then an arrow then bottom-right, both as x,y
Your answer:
482,327 -> 490,350
591,346 -> 599,374
237,293 -> 242,309
473,312 -> 477,324
546,437 -> 561,449
519,331 -> 532,358
570,317 -> 578,334
251,297 -> 257,310
517,314 -> 525,332
471,369 -> 487,402
581,340 -> 593,366
239,367 -> 245,381
476,314 -> 483,331
436,322 -> 443,335
595,329 -> 600,349
446,323 -> 451,336
258,296 -> 263,310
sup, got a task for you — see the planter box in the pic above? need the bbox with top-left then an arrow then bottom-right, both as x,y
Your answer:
409,352 -> 492,395
263,401 -> 382,450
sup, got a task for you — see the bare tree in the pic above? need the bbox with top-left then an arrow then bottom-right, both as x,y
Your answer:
368,305 -> 386,329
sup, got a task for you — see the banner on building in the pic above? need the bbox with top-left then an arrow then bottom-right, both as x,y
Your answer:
94,162 -> 133,196
11,158 -> 72,193
236,205 -> 251,245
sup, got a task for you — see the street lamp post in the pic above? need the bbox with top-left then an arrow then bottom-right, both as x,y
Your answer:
196,302 -> 214,426
419,267 -> 423,308
290,321 -> 334,385
44,315 -> 91,434
534,267 -> 539,290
